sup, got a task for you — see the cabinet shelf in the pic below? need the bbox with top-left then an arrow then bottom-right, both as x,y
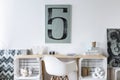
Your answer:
14,58 -> 42,80
79,56 -> 107,80
16,75 -> 39,79
80,76 -> 105,80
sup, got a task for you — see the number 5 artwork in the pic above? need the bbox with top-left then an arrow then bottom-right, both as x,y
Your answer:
45,5 -> 71,43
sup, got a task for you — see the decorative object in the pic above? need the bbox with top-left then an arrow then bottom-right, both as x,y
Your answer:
28,67 -> 33,76
32,46 -> 41,54
85,41 -> 101,55
21,49 -> 28,55
107,29 -> 120,67
20,68 -> 28,77
92,67 -> 105,78
49,51 -> 56,55
45,5 -> 71,43
20,67 -> 33,77
31,46 -> 48,54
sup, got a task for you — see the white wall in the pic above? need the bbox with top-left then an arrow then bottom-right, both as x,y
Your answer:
1,0 -> 120,55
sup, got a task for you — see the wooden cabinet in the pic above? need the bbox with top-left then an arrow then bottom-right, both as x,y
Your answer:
14,57 -> 42,80
79,55 -> 107,80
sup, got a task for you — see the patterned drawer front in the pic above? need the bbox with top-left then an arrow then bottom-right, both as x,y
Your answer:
0,50 -> 27,80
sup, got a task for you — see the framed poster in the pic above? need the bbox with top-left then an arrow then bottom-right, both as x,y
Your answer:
107,29 -> 120,67
45,5 -> 71,43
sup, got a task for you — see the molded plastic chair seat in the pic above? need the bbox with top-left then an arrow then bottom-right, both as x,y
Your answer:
42,55 -> 78,80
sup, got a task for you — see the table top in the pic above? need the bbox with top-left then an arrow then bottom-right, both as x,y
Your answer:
15,54 -> 106,59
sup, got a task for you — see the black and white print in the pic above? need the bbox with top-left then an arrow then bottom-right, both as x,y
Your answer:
0,50 -> 26,80
107,29 -> 120,67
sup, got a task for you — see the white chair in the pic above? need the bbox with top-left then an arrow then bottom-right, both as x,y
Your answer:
42,55 -> 78,80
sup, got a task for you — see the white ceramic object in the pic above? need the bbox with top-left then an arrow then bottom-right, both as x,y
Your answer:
92,67 -> 105,78
21,50 -> 27,55
28,67 -> 33,76
32,46 -> 41,54
20,68 -> 28,77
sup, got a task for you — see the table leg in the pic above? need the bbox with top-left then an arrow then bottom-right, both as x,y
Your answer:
42,61 -> 45,80
76,58 -> 79,80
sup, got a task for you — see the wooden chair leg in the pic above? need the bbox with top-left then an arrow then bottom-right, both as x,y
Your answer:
59,76 -> 63,80
63,76 -> 65,80
55,76 -> 58,80
66,75 -> 69,80
56,76 -> 61,80
52,76 -> 68,80
63,75 -> 69,80
51,76 -> 55,80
